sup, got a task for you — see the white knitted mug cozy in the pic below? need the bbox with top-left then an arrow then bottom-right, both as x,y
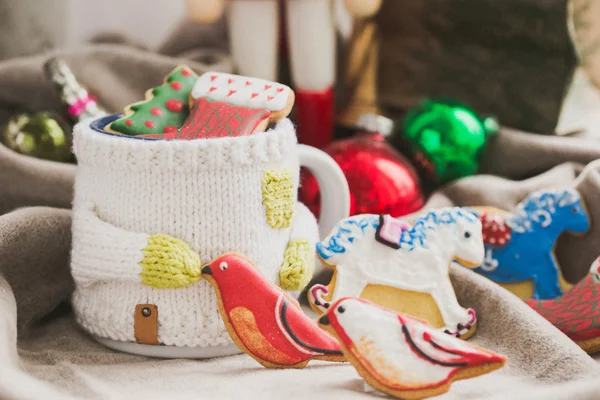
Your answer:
70,114 -> 349,358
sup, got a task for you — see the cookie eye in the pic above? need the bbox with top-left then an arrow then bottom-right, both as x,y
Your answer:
337,306 -> 345,314
219,262 -> 228,271
464,231 -> 471,239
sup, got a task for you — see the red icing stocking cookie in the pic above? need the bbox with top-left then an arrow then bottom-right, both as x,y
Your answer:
140,72 -> 294,140
319,297 -> 506,399
201,253 -> 345,369
527,257 -> 600,354
106,65 -> 198,135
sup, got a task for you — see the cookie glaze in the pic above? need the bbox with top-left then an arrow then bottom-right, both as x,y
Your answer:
139,98 -> 270,140
309,208 -> 483,337
473,188 -> 588,300
107,66 -> 198,136
201,253 -> 344,369
527,257 -> 600,353
319,298 -> 505,398
191,72 -> 292,111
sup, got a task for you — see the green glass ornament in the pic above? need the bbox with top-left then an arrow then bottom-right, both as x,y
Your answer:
1,112 -> 75,163
403,99 -> 498,183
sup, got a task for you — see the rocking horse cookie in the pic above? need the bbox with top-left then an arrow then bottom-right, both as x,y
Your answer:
309,208 -> 484,339
470,188 -> 589,300
527,256 -> 600,354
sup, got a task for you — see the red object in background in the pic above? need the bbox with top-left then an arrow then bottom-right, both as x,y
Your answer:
295,88 -> 335,149
299,114 -> 424,218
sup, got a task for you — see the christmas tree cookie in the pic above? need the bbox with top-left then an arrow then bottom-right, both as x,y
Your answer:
105,65 -> 198,136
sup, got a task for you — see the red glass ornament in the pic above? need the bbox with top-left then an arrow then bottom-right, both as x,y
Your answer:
299,114 -> 424,218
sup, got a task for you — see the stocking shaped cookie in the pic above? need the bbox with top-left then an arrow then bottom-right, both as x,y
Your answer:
140,72 -> 294,140
527,257 -> 600,354
309,209 -> 483,339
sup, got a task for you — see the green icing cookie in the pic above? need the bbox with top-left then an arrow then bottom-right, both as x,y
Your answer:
106,65 -> 198,136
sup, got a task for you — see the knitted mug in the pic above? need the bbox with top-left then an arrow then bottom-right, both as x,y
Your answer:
70,114 -> 349,358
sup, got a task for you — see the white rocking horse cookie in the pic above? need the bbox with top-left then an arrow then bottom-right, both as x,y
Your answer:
308,208 -> 484,339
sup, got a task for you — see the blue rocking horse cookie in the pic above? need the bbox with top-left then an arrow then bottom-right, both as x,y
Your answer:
470,188 -> 589,300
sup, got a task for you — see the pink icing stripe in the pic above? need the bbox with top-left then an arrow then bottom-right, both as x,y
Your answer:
68,95 -> 96,117
378,215 -> 410,244
309,284 -> 329,311
445,308 -> 477,336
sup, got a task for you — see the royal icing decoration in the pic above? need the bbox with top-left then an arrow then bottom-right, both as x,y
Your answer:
526,257 -> 600,354
472,188 -> 589,300
480,213 -> 512,246
309,208 -> 483,337
139,72 -> 294,140
201,253 -> 344,369
375,214 -> 411,249
319,298 -> 506,399
139,98 -> 271,140
191,72 -> 292,112
107,65 -> 198,136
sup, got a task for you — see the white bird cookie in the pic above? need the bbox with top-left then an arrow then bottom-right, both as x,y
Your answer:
319,297 -> 506,400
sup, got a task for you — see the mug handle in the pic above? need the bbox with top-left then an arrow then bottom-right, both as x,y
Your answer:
297,144 -> 350,238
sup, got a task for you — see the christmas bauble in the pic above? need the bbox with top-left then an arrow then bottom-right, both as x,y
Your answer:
1,112 -> 74,163
300,114 -> 424,218
403,99 -> 498,183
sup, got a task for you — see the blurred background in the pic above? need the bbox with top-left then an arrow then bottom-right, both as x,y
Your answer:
1,0 -> 600,217
1,0 -> 598,132
0,0 -> 185,55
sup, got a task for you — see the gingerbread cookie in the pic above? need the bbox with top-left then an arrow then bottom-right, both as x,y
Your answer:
106,65 -> 198,135
318,297 -> 506,400
201,253 -> 345,369
138,72 -> 295,140
309,209 -> 483,339
527,257 -> 600,354
470,188 -> 589,300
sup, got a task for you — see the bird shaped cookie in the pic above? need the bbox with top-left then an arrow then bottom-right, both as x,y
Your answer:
319,297 -> 506,399
201,253 -> 345,369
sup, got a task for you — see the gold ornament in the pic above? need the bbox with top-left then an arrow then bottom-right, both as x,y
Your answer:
1,112 -> 75,163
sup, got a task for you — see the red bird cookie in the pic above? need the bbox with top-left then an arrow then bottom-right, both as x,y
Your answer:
201,253 -> 345,369
319,297 -> 506,399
